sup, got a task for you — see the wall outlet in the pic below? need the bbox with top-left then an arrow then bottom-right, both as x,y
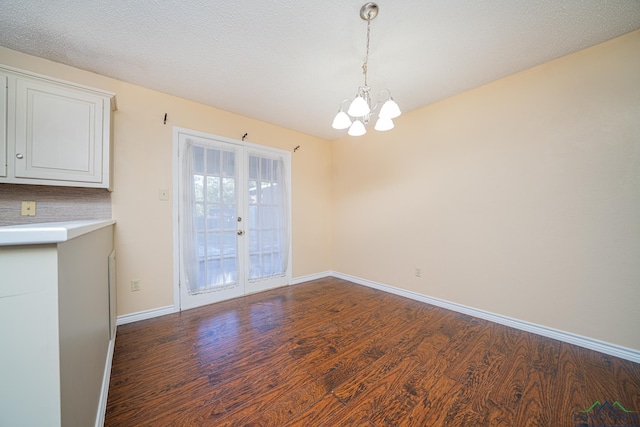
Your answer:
21,201 -> 36,216
131,279 -> 141,292
415,267 -> 422,277
159,189 -> 170,201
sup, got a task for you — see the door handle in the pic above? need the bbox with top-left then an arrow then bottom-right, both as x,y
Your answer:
237,230 -> 244,236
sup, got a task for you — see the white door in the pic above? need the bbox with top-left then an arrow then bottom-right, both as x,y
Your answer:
174,128 -> 291,310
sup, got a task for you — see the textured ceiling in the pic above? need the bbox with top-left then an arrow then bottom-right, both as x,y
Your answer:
1,0 -> 639,141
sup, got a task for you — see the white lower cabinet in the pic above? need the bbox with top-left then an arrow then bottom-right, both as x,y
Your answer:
0,221 -> 115,427
0,65 -> 116,189
0,72 -> 7,178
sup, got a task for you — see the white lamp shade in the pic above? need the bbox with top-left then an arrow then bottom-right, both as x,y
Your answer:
348,96 -> 371,117
332,111 -> 352,129
379,98 -> 401,119
374,117 -> 394,131
348,120 -> 367,136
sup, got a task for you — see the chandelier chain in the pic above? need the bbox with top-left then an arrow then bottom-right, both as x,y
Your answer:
363,17 -> 371,87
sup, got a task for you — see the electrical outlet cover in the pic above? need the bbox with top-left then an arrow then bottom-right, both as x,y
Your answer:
21,201 -> 36,216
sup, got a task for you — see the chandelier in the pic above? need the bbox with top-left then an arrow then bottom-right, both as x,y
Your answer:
332,2 -> 401,136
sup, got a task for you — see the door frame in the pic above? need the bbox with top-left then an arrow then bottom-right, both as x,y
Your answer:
171,126 -> 292,311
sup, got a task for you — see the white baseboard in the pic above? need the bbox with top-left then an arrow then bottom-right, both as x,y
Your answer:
116,305 -> 176,326
95,335 -> 116,427
331,271 -> 640,364
291,271 -> 332,285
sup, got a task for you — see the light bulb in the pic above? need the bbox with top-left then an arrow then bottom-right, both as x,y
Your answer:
379,98 -> 401,119
348,120 -> 367,136
348,96 -> 370,117
374,117 -> 394,131
332,111 -> 352,129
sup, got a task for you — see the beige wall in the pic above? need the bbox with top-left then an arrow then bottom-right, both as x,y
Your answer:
332,30 -> 640,351
0,47 -> 333,316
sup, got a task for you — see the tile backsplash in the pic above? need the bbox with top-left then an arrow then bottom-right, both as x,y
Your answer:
0,184 -> 111,226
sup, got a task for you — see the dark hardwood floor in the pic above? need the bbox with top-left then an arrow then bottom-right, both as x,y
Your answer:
105,277 -> 640,426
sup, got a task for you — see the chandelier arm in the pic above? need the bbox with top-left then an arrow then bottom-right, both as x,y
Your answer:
378,88 -> 392,99
370,100 -> 382,114
338,98 -> 352,110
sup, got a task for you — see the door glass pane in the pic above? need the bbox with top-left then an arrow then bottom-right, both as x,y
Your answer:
194,175 -> 204,202
249,254 -> 260,279
262,253 -> 273,277
249,231 -> 259,252
223,231 -> 236,255
193,146 -> 204,174
222,178 -> 235,204
249,156 -> 259,179
195,202 -> 205,231
249,205 -> 258,228
223,151 -> 235,176
248,180 -> 258,204
207,231 -> 220,256
207,149 -> 220,175
206,176 -> 220,204
223,258 -> 237,283
207,259 -> 222,286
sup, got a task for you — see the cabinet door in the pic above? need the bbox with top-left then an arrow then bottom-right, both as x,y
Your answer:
14,77 -> 105,183
0,73 -> 6,178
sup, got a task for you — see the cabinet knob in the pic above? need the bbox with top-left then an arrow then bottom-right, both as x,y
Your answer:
16,153 -> 24,159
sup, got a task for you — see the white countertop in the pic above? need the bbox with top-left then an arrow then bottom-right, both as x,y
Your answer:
0,219 -> 115,246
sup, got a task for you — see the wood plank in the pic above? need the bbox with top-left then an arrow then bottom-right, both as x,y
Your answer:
283,393 -> 347,427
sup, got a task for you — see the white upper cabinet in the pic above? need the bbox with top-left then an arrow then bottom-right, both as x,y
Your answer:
0,65 -> 116,189
14,77 -> 104,183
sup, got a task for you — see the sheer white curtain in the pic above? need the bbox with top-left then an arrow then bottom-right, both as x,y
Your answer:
180,140 -> 199,293
247,151 -> 290,282
180,138 -> 240,294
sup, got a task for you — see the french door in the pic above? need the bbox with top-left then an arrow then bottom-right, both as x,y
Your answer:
174,127 -> 291,310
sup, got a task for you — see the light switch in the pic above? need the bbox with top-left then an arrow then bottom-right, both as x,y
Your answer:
21,201 -> 36,216
159,189 -> 170,201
